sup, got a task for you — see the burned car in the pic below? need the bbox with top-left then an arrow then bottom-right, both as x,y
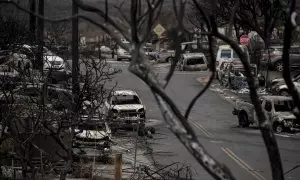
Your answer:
104,90 -> 146,130
269,72 -> 300,96
218,60 -> 258,89
73,122 -> 111,155
176,53 -> 208,71
232,96 -> 299,133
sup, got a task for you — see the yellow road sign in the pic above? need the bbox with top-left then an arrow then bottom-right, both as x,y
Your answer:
153,24 -> 166,37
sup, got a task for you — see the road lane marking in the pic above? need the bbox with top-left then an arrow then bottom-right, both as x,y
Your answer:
224,148 -> 266,180
275,133 -> 290,138
190,120 -> 213,138
190,121 -> 211,137
157,71 -> 205,75
221,148 -> 266,180
221,148 -> 261,180
210,140 -> 223,144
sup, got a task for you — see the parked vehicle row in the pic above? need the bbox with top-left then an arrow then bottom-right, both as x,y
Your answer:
116,44 -> 175,62
0,82 -> 148,157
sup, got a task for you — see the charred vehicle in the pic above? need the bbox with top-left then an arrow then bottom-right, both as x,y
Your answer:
104,90 -> 146,131
73,122 -> 111,156
158,49 -> 175,63
269,72 -> 300,96
176,53 -> 208,71
232,96 -> 299,133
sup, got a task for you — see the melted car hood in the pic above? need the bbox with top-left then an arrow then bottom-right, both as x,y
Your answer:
275,112 -> 296,119
44,55 -> 64,62
75,130 -> 109,140
113,104 -> 144,111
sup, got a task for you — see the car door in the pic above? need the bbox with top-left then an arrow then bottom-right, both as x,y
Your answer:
254,99 -> 268,123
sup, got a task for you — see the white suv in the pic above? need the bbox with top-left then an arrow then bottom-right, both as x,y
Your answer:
116,48 -> 131,61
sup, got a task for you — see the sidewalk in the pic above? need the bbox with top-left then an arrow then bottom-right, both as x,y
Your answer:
196,76 -> 267,106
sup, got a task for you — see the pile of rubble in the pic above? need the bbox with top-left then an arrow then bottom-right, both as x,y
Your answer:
218,61 -> 265,93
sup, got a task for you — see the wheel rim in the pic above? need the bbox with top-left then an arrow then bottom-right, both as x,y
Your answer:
275,125 -> 283,133
280,90 -> 289,96
275,62 -> 283,71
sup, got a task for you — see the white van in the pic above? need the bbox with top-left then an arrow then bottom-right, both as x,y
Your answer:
216,45 -> 249,71
116,41 -> 131,61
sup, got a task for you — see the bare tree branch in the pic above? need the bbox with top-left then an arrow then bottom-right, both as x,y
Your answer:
209,16 -> 285,180
151,92 -> 236,180
72,0 -> 130,41
282,0 -> 300,119
163,0 -> 186,88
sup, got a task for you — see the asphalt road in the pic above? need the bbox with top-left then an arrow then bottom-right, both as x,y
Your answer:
105,60 -> 300,180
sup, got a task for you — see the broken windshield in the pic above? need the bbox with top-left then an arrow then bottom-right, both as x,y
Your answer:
111,95 -> 141,105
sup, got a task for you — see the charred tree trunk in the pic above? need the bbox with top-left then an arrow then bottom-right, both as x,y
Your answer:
29,0 -> 36,43
72,2 -> 80,96
37,0 -> 44,71
60,2 -> 79,180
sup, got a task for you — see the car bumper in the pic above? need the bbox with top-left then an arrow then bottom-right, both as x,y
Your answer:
109,118 -> 145,129
118,55 -> 131,59
74,139 -> 108,146
44,66 -> 65,71
73,139 -> 111,153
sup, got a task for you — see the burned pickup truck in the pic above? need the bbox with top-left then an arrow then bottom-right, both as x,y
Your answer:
232,96 -> 300,133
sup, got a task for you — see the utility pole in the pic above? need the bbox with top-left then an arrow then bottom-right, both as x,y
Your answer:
37,0 -> 44,71
72,2 -> 80,96
29,0 -> 36,43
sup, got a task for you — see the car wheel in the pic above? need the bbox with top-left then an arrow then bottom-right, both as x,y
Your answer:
273,122 -> 284,133
180,66 -> 184,71
175,65 -> 182,71
280,90 -> 289,96
275,61 -> 284,72
166,57 -> 173,62
149,127 -> 155,134
138,128 -> 145,136
238,112 -> 249,128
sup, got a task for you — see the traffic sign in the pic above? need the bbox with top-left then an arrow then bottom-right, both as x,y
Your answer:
240,35 -> 249,45
153,24 -> 166,38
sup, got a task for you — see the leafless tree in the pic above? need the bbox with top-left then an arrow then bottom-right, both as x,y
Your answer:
1,0 -> 300,180
0,12 -> 119,180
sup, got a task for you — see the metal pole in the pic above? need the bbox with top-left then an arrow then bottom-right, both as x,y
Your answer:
37,0 -> 44,71
115,154 -> 122,180
72,2 -> 80,96
265,48 -> 271,88
133,121 -> 140,173
29,0 -> 36,43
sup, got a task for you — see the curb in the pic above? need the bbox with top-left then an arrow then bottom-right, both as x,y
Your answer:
196,77 -> 236,106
